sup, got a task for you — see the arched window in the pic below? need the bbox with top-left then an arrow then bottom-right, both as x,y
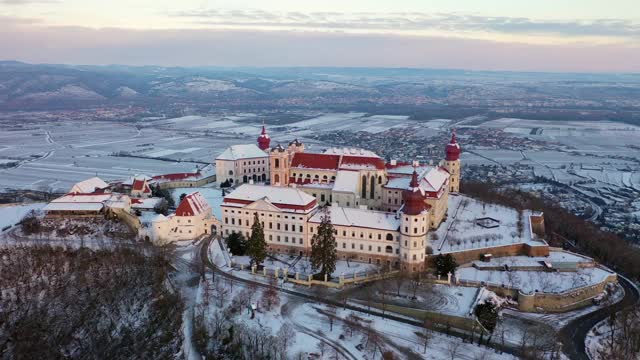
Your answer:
275,158 -> 280,168
261,174 -> 266,181
385,246 -> 393,253
228,170 -> 233,175
378,175 -> 383,184
386,233 -> 394,241
370,175 -> 375,199
361,175 -> 367,199
243,175 -> 248,183
274,174 -> 280,184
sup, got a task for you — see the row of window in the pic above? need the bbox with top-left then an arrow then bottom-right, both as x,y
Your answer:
243,167 -> 266,174
341,242 -> 396,254
243,160 -> 266,166
223,209 -> 304,221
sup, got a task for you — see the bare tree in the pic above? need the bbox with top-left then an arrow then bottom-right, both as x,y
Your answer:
325,304 -> 338,332
446,341 -> 459,360
277,323 -> 296,355
261,276 -> 280,311
420,318 -> 433,354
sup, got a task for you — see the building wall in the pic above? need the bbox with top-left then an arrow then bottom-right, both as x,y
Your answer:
221,205 -> 312,253
151,212 -> 217,244
269,150 -> 290,186
425,189 -> 449,229
445,159 -> 461,192
216,157 -> 269,185
156,176 -> 216,190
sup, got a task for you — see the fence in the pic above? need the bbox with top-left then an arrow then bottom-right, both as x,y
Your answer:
234,262 -> 399,288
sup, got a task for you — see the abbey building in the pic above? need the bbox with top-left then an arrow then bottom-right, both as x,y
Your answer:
219,127 -> 462,272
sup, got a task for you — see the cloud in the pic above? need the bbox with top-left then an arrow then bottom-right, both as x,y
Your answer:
170,10 -> 640,39
0,24 -> 638,72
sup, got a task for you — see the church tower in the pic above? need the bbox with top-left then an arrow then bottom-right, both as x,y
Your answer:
269,145 -> 289,186
444,130 -> 461,192
399,169 -> 429,272
257,124 -> 271,151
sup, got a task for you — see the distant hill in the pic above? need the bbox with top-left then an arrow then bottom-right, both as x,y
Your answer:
1,61 -> 639,117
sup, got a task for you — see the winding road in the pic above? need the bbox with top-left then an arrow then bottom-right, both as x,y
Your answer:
559,275 -> 639,360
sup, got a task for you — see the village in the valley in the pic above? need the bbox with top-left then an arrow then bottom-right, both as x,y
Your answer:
0,125 -> 625,359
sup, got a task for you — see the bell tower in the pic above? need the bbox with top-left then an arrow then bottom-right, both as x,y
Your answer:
399,169 -> 429,272
444,130 -> 461,192
269,145 -> 289,186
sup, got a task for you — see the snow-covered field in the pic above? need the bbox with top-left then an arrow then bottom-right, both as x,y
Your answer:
0,202 -> 44,229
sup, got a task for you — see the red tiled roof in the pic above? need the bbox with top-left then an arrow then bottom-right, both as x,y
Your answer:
152,172 -> 201,181
175,192 -> 209,216
291,153 -> 341,170
340,155 -> 386,170
132,179 -> 145,191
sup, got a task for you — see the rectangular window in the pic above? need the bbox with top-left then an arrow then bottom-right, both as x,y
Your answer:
299,238 -> 303,244
299,225 -> 303,232
342,242 -> 346,248
285,224 -> 288,231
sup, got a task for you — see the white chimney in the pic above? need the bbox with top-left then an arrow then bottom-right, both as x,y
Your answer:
390,159 -> 397,166
412,160 -> 420,167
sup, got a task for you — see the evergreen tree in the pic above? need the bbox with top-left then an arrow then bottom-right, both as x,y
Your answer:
226,232 -> 247,256
247,213 -> 266,267
434,254 -> 458,277
310,208 -> 337,280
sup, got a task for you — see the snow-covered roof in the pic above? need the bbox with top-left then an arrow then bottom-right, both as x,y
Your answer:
216,144 -> 268,161
175,192 -> 211,216
103,194 -> 131,209
386,163 -> 433,176
322,147 -> 381,158
384,167 -> 449,193
69,177 -> 109,194
50,193 -> 112,204
43,202 -> 104,211
223,184 -> 316,209
131,197 -> 162,209
332,170 -> 359,193
309,205 -> 400,231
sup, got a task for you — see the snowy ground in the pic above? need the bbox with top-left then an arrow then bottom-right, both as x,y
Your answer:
194,267 -> 519,360
0,202 -> 45,229
457,262 -> 613,294
433,194 -> 546,254
232,253 -> 379,278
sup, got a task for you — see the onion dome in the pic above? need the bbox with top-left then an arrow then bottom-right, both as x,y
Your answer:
445,130 -> 461,161
402,169 -> 428,215
257,125 -> 271,150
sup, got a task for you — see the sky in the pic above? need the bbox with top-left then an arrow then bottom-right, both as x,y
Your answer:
1,0 -> 639,72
